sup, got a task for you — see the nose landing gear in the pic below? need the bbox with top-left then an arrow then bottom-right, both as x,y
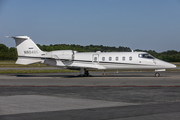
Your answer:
155,72 -> 160,77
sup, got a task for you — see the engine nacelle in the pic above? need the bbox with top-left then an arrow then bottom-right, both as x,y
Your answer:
51,50 -> 74,60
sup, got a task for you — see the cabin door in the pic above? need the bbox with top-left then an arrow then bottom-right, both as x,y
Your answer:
92,54 -> 99,64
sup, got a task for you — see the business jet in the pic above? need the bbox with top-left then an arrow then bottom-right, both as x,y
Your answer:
7,36 -> 176,77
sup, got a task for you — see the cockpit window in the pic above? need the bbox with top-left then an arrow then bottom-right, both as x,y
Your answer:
138,54 -> 154,59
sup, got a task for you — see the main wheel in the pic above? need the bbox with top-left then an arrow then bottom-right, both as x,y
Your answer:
84,70 -> 89,77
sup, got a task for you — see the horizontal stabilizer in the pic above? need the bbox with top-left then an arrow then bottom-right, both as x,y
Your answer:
16,58 -> 43,65
6,36 -> 30,40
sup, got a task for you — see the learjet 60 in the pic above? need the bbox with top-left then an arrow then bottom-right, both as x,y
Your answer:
8,36 -> 176,77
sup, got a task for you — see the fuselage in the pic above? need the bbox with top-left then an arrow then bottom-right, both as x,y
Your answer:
59,51 -> 176,70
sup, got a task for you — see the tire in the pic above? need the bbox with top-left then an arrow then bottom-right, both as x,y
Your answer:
155,72 -> 160,77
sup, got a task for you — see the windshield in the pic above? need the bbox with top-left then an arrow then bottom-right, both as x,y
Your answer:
138,54 -> 154,59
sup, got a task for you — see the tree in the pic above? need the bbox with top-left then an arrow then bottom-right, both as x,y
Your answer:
0,43 -> 180,62
0,44 -> 8,52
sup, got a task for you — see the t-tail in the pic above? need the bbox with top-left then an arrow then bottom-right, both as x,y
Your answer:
7,36 -> 45,65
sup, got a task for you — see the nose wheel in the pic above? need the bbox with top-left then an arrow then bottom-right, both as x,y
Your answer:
155,72 -> 160,77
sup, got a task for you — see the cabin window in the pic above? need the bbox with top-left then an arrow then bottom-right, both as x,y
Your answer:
102,57 -> 105,61
116,57 -> 118,61
122,57 -> 125,61
94,57 -> 97,61
129,56 -> 132,61
109,57 -> 112,61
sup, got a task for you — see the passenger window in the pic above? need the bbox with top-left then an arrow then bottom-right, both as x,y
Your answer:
122,57 -> 125,61
102,57 -> 105,61
116,57 -> 118,61
94,57 -> 97,61
129,56 -> 132,61
109,57 -> 112,61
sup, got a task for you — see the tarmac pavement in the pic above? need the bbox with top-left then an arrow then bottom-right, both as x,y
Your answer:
0,71 -> 180,120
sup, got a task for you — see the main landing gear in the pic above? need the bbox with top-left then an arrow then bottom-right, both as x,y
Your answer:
80,68 -> 89,77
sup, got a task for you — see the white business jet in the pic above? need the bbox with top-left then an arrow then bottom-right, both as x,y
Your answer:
7,36 -> 176,77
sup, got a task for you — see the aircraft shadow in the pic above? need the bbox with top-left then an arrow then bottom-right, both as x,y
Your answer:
12,72 -> 169,78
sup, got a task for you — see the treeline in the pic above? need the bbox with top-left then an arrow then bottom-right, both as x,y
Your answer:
0,43 -> 180,62
0,43 -> 131,60
37,44 -> 131,52
0,44 -> 17,60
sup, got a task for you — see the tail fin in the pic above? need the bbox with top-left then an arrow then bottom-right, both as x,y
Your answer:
7,36 -> 44,65
7,36 -> 43,56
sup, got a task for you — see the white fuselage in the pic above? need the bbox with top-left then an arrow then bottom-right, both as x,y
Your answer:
41,51 -> 176,71
66,51 -> 176,70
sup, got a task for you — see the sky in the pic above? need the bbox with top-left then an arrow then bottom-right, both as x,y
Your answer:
0,0 -> 180,52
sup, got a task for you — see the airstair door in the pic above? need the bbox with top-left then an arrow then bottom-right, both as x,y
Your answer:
92,54 -> 99,64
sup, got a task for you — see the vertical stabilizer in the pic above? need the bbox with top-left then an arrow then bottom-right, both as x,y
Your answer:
7,36 -> 43,56
7,36 -> 44,65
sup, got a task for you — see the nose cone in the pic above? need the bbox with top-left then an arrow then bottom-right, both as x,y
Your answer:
171,64 -> 177,68
164,62 -> 176,69
156,59 -> 176,69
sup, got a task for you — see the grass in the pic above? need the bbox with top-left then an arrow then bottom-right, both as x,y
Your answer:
0,69 -> 78,74
0,60 -> 49,68
0,60 -> 79,74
